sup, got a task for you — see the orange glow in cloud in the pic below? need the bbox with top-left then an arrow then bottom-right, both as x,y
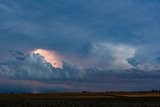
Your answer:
31,49 -> 62,68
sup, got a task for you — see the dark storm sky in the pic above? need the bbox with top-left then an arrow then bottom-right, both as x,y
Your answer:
0,0 -> 160,92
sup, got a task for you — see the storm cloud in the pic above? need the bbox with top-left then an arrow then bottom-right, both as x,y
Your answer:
1,0 -> 160,92
0,51 -> 160,92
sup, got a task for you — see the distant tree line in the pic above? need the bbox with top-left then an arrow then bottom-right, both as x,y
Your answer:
81,90 -> 160,93
150,89 -> 160,92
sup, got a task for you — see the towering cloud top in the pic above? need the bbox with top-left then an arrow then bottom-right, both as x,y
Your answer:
31,49 -> 63,68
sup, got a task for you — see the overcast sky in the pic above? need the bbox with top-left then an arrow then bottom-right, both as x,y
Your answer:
0,0 -> 160,92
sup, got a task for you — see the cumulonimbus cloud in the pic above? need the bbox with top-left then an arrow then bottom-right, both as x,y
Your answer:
70,42 -> 137,70
1,51 -> 160,92
0,51 -> 85,80
1,51 -> 160,81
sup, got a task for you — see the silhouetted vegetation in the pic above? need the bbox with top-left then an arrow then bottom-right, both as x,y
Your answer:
150,89 -> 160,92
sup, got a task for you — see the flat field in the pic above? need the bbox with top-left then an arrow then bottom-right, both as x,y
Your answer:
0,92 -> 160,107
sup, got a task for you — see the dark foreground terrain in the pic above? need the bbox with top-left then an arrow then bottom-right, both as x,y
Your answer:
0,92 -> 160,107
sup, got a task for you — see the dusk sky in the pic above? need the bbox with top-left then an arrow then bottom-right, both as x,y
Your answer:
1,0 -> 160,93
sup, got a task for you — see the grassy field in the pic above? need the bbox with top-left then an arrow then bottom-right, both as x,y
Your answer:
0,92 -> 160,107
